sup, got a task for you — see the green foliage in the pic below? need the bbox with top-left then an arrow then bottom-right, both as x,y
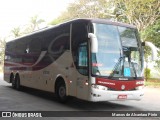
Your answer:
0,39 -> 6,73
49,18 -> 62,25
141,19 -> 160,48
50,0 -> 160,31
49,0 -> 117,24
11,15 -> 45,38
11,27 -> 22,38
145,79 -> 160,87
30,15 -> 45,31
155,51 -> 160,72
115,0 -> 160,31
144,68 -> 151,81
0,39 -> 6,66
141,18 -> 160,63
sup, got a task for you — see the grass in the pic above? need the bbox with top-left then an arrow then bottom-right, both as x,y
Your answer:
145,79 -> 160,87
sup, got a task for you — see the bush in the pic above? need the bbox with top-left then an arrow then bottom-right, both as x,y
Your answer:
144,68 -> 151,81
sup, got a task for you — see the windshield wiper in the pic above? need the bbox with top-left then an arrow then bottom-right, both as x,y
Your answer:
108,56 -> 125,79
131,62 -> 137,79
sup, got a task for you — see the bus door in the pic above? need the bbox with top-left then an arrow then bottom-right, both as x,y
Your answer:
71,22 -> 89,100
76,43 -> 89,100
68,42 -> 89,99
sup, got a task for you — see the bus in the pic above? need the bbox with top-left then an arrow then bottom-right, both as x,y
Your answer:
4,19 -> 157,102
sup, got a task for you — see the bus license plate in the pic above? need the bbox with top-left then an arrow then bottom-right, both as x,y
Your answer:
117,95 -> 127,100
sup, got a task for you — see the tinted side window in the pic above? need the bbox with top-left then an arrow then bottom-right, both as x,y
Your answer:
71,22 -> 88,75
6,39 -> 28,63
39,24 -> 70,65
49,33 -> 69,55
28,37 -> 41,54
48,24 -> 70,59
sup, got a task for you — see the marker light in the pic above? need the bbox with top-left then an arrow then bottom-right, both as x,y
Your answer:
85,82 -> 89,86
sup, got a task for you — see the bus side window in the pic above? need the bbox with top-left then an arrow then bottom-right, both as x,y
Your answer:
71,22 -> 88,75
28,37 -> 41,54
77,43 -> 88,75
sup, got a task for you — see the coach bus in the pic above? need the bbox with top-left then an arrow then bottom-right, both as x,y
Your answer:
4,19 -> 157,102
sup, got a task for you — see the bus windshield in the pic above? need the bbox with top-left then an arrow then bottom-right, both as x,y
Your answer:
92,23 -> 143,79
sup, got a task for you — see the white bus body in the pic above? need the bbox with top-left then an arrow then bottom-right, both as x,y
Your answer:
4,19 -> 147,102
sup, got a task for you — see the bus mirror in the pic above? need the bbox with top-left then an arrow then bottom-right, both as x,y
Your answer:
144,41 -> 158,61
88,33 -> 98,53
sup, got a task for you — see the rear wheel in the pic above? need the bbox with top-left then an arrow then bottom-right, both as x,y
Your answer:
11,75 -> 15,89
56,81 -> 68,103
15,75 -> 21,90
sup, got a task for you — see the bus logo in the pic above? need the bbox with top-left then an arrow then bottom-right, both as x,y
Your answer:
121,85 -> 125,90
2,112 -> 11,117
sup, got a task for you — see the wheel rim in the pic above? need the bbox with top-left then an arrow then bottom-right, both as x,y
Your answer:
59,86 -> 66,98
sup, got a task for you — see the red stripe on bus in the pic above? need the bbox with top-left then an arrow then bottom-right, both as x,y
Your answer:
96,77 -> 144,90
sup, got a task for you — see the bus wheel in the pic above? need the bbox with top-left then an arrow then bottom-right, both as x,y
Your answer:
15,75 -> 21,90
11,75 -> 16,89
56,81 -> 68,103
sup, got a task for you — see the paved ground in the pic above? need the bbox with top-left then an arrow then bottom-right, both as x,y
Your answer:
0,74 -> 160,120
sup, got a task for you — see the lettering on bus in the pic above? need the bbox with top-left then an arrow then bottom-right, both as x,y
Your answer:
98,81 -> 115,85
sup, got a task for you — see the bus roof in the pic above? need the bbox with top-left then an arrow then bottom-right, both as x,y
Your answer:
70,18 -> 136,28
7,18 -> 136,43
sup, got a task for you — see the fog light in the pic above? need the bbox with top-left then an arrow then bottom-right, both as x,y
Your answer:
91,84 -> 108,90
91,93 -> 101,97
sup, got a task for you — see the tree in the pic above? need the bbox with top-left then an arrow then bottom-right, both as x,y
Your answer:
140,18 -> 160,76
11,27 -> 22,38
11,15 -> 46,36
23,15 -> 45,34
141,19 -> 160,48
114,0 -> 160,32
0,38 -> 6,72
30,15 -> 45,32
154,51 -> 160,77
50,0 -> 159,30
50,0 -> 116,24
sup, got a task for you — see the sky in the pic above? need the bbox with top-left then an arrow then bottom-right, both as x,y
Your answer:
0,0 -> 75,39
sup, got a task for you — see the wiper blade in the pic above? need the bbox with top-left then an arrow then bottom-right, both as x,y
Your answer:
108,56 -> 124,79
131,62 -> 137,79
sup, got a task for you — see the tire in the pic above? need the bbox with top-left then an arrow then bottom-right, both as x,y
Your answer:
56,82 -> 68,103
11,76 -> 16,89
15,75 -> 21,90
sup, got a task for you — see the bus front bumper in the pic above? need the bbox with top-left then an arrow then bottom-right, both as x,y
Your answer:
89,88 -> 144,102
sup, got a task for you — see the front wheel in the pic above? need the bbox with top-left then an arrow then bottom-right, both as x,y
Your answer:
56,82 -> 68,103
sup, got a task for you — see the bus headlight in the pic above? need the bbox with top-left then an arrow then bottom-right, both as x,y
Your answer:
91,84 -> 108,91
135,86 -> 143,90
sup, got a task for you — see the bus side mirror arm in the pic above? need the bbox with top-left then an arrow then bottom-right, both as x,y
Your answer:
88,33 -> 98,53
142,41 -> 158,61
